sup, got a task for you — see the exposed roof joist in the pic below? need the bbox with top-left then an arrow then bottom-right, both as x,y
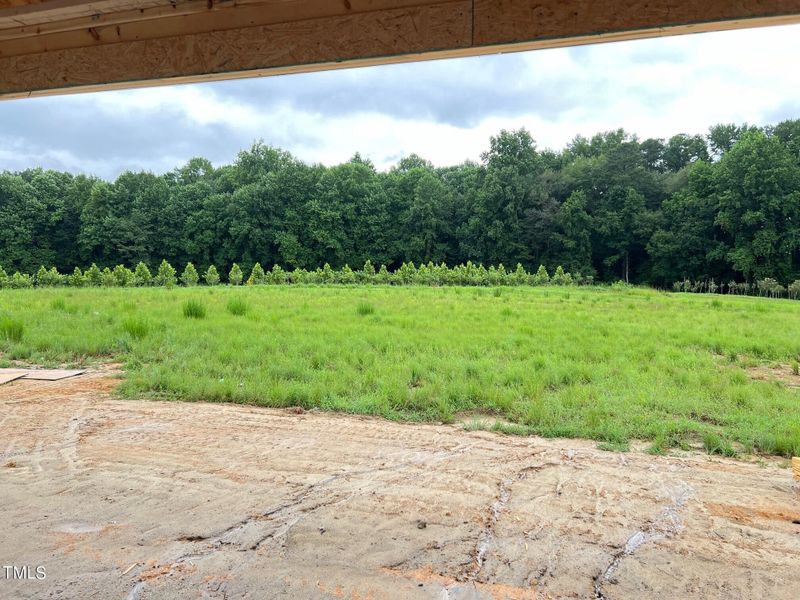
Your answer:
1,0 -> 800,98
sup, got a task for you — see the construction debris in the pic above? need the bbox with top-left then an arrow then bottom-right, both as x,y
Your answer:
0,370 -> 28,385
20,369 -> 85,381
0,368 -> 85,384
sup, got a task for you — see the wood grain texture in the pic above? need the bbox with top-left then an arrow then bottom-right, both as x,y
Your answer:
0,0 -> 166,27
0,0 -> 440,55
0,0 -> 438,28
0,0 -> 204,31
0,1 -> 472,95
473,0 -> 800,45
1,0 -> 800,97
0,0 -> 48,8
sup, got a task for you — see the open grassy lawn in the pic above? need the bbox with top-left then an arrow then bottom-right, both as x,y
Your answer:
2,285 -> 800,456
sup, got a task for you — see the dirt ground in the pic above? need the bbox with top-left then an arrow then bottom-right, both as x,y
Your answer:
1,372 -> 799,600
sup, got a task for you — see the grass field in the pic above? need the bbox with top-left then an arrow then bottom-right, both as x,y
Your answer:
2,285 -> 800,456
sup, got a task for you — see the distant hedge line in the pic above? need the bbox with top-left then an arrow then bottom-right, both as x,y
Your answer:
4,262 -> 799,300
673,278 -> 800,300
0,260 -> 591,289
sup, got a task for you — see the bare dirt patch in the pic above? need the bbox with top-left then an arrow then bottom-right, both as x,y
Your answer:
1,371 -> 799,599
746,363 -> 800,388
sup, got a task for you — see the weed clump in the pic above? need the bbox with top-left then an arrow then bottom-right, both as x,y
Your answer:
702,432 -> 737,457
0,317 -> 24,342
356,302 -> 375,316
597,440 -> 630,453
227,297 -> 248,316
122,317 -> 149,340
183,300 -> 207,319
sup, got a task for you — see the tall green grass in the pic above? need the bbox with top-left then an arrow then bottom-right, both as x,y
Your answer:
0,317 -> 24,343
121,317 -> 150,340
356,301 -> 375,316
1,285 -> 799,456
226,297 -> 248,316
182,299 -> 206,319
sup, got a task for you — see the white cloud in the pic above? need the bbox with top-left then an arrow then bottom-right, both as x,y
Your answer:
1,23 -> 799,178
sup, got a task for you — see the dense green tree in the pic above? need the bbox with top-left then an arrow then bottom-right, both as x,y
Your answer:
772,119 -> 800,161
229,263 -> 243,285
552,190 -> 594,276
662,134 -> 710,172
648,160 -> 728,284
155,260 -> 177,288
476,129 -> 545,266
101,267 -> 115,287
248,262 -> 266,285
180,263 -> 200,286
134,262 -> 153,286
2,121 -> 800,289
405,172 -> 452,264
85,263 -> 102,287
708,123 -> 760,158
640,138 -> 667,172
112,264 -> 134,287
713,130 -> 800,282
204,265 -> 220,286
0,173 -> 56,273
562,130 -> 663,282
532,265 -> 550,285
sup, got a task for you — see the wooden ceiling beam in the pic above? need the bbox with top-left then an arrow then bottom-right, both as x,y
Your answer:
473,0 -> 800,46
1,0 -> 799,99
0,0 -> 166,27
0,1 -> 221,35
0,0 -> 439,54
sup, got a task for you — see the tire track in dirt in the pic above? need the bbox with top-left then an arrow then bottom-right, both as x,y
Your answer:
593,482 -> 694,599
122,441 -> 477,598
465,459 -> 561,582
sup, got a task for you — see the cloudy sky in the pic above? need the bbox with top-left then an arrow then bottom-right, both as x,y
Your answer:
2,23 -> 800,179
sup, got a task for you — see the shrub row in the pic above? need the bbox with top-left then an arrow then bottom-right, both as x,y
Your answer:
673,278 -> 800,299
0,261 -> 590,289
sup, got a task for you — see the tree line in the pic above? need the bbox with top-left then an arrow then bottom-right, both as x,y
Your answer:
0,260 -> 582,289
1,120 -> 799,288
6,260 -> 800,301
